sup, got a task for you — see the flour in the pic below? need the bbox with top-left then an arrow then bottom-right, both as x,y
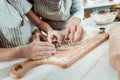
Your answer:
43,56 -> 69,64
92,12 -> 117,24
57,35 -> 89,50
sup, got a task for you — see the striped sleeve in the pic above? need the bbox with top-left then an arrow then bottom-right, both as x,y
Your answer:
70,0 -> 84,21
21,0 -> 32,14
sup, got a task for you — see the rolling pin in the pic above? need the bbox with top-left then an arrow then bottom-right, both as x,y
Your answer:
109,25 -> 120,70
10,28 -> 109,79
109,25 -> 120,80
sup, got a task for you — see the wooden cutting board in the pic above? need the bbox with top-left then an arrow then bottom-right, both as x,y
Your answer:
10,31 -> 109,79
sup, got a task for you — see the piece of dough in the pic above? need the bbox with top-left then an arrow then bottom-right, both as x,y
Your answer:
57,32 -> 96,50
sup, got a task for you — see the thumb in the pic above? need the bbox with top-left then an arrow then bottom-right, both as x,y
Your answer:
48,34 -> 53,43
35,33 -> 41,41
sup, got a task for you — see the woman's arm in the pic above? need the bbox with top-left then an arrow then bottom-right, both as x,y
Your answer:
70,0 -> 84,21
26,10 -> 53,33
65,0 -> 85,43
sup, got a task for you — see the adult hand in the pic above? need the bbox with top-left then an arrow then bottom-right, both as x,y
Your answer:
17,41 -> 56,60
47,30 -> 65,45
65,17 -> 86,43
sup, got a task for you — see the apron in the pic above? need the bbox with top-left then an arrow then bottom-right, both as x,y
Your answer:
34,0 -> 72,30
0,0 -> 32,48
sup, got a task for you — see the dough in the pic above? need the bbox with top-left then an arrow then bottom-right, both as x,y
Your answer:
57,33 -> 92,50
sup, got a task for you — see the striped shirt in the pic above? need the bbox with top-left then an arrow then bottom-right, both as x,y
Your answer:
0,0 -> 37,48
33,0 -> 84,30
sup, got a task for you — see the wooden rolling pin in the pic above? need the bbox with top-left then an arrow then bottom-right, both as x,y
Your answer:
109,25 -> 120,70
10,30 -> 109,79
109,25 -> 120,80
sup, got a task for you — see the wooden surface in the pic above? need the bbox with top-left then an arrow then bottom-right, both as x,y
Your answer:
10,31 -> 109,79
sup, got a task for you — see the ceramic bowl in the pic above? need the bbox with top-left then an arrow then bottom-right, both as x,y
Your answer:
91,11 -> 118,25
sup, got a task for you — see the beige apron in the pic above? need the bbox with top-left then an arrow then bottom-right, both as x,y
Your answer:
34,0 -> 72,30
0,0 -> 32,48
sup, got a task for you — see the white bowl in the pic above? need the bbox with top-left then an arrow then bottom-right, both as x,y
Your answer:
91,12 -> 118,25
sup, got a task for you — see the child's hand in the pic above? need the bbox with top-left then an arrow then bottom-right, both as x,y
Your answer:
30,29 -> 47,42
47,30 -> 65,45
17,41 -> 56,60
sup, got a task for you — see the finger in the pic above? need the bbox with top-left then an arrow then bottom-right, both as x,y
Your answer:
37,46 -> 56,51
69,30 -> 75,43
30,35 -> 35,42
74,24 -> 82,42
33,39 -> 36,42
40,34 -> 47,41
34,33 -> 41,41
74,32 -> 80,42
35,51 -> 56,57
77,23 -> 82,34
32,41 -> 54,47
32,55 -> 47,60
75,26 -> 85,42
55,35 -> 62,45
47,34 -> 53,44
69,25 -> 76,43
37,42 -> 55,47
36,50 -> 56,57
65,25 -> 70,39
79,27 -> 86,41
35,49 -> 56,56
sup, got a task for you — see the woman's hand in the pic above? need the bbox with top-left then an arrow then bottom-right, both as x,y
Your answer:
47,30 -> 65,45
65,17 -> 86,43
17,41 -> 56,60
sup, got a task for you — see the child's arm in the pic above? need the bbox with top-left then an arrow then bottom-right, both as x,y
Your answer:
26,10 -> 65,44
26,10 -> 53,33
0,41 -> 56,61
0,48 -> 22,61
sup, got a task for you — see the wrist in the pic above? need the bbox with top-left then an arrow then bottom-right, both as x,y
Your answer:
70,17 -> 81,24
38,21 -> 53,33
15,46 -> 25,58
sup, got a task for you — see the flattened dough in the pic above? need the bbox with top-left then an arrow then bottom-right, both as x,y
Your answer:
57,32 -> 96,50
